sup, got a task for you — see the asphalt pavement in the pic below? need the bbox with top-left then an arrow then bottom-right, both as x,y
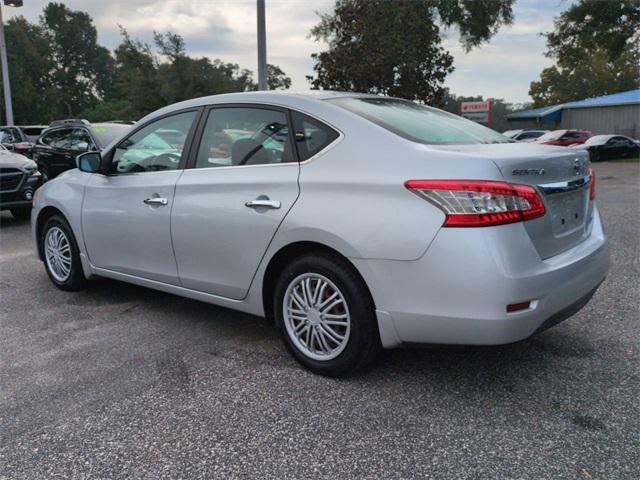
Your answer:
0,161 -> 638,479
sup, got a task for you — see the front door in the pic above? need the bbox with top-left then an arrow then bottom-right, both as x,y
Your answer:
171,105 -> 300,299
82,110 -> 199,285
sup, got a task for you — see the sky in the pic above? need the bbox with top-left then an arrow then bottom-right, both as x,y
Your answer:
2,0 -> 576,103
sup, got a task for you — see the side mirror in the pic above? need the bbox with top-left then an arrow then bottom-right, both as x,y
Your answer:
77,151 -> 102,173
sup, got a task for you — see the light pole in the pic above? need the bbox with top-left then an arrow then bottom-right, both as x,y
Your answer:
0,0 -> 22,126
256,0 -> 267,90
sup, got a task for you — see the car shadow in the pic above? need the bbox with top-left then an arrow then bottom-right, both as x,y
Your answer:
67,276 -> 603,396
0,211 -> 30,228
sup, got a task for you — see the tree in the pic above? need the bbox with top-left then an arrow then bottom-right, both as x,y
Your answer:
1,4 -> 293,123
41,2 -> 115,116
308,0 -> 514,104
529,0 -> 640,107
266,64 -> 291,90
1,16 -> 56,124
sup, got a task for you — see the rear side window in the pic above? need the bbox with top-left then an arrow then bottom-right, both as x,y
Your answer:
194,107 -> 294,169
328,97 -> 509,145
292,111 -> 339,161
22,127 -> 44,137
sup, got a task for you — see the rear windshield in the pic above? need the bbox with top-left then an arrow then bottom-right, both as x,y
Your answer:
327,97 -> 510,145
91,124 -> 131,147
538,130 -> 566,141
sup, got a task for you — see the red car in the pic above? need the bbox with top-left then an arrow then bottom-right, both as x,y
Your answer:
533,129 -> 593,146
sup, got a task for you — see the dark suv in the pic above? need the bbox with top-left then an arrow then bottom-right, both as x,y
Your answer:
31,120 -> 132,181
0,146 -> 42,219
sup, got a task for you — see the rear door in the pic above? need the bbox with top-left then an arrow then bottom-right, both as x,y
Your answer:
171,105 -> 300,299
82,110 -> 199,285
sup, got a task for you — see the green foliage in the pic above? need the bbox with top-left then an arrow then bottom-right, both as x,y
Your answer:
529,0 -> 640,107
2,16 -> 56,124
544,0 -> 639,62
2,2 -> 292,125
266,64 -> 292,91
308,0 -> 514,104
41,2 -> 115,116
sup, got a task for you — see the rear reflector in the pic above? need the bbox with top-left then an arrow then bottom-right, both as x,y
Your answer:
405,180 -> 546,227
507,301 -> 531,313
589,167 -> 596,200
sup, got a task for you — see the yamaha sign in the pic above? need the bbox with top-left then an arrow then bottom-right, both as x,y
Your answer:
460,101 -> 493,127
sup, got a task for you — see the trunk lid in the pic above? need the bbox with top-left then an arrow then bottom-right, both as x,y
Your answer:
430,143 -> 593,259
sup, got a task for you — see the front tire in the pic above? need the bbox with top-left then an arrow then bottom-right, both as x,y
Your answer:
273,252 -> 381,376
41,215 -> 87,291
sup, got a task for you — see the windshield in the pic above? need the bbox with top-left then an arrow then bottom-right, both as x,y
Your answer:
537,130 -> 566,141
91,124 -> 131,147
0,127 -> 19,143
502,130 -> 521,138
584,135 -> 608,145
327,97 -> 510,144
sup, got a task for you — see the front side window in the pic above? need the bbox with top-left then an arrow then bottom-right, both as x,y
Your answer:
67,128 -> 95,152
195,107 -> 294,169
292,111 -> 339,161
40,129 -> 73,148
327,97 -> 509,145
111,111 -> 197,174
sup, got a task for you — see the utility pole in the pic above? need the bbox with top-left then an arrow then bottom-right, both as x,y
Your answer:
0,2 -> 14,125
257,0 -> 268,90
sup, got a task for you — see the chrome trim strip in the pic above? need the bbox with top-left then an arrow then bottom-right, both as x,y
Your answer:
538,175 -> 591,195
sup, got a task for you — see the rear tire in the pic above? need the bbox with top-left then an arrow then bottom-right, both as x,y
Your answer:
10,207 -> 31,220
40,215 -> 87,291
273,252 -> 381,377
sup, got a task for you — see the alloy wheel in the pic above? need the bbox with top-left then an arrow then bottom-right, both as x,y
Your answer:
283,273 -> 351,361
44,226 -> 72,282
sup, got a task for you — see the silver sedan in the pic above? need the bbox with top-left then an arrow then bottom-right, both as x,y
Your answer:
31,92 -> 609,376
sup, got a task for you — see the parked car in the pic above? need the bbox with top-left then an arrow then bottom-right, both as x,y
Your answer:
514,130 -> 549,142
31,119 -> 133,181
533,129 -> 592,146
0,125 -> 35,157
502,129 -> 549,142
571,134 -> 640,162
32,92 -> 609,376
19,125 -> 47,143
0,145 -> 42,219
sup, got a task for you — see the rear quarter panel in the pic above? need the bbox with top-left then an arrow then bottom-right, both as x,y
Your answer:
274,107 -> 505,261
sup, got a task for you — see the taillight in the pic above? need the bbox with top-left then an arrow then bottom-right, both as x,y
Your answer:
13,142 -> 31,149
589,167 -> 596,200
405,180 -> 546,227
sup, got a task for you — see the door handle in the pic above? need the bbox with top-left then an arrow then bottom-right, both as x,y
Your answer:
245,199 -> 281,209
143,197 -> 168,206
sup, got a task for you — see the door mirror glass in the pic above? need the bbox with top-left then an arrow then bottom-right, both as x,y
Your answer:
77,151 -> 102,173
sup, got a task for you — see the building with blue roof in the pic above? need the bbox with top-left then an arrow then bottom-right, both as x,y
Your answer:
506,89 -> 640,138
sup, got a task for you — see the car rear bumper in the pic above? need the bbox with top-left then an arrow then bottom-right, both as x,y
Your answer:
352,206 -> 609,348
